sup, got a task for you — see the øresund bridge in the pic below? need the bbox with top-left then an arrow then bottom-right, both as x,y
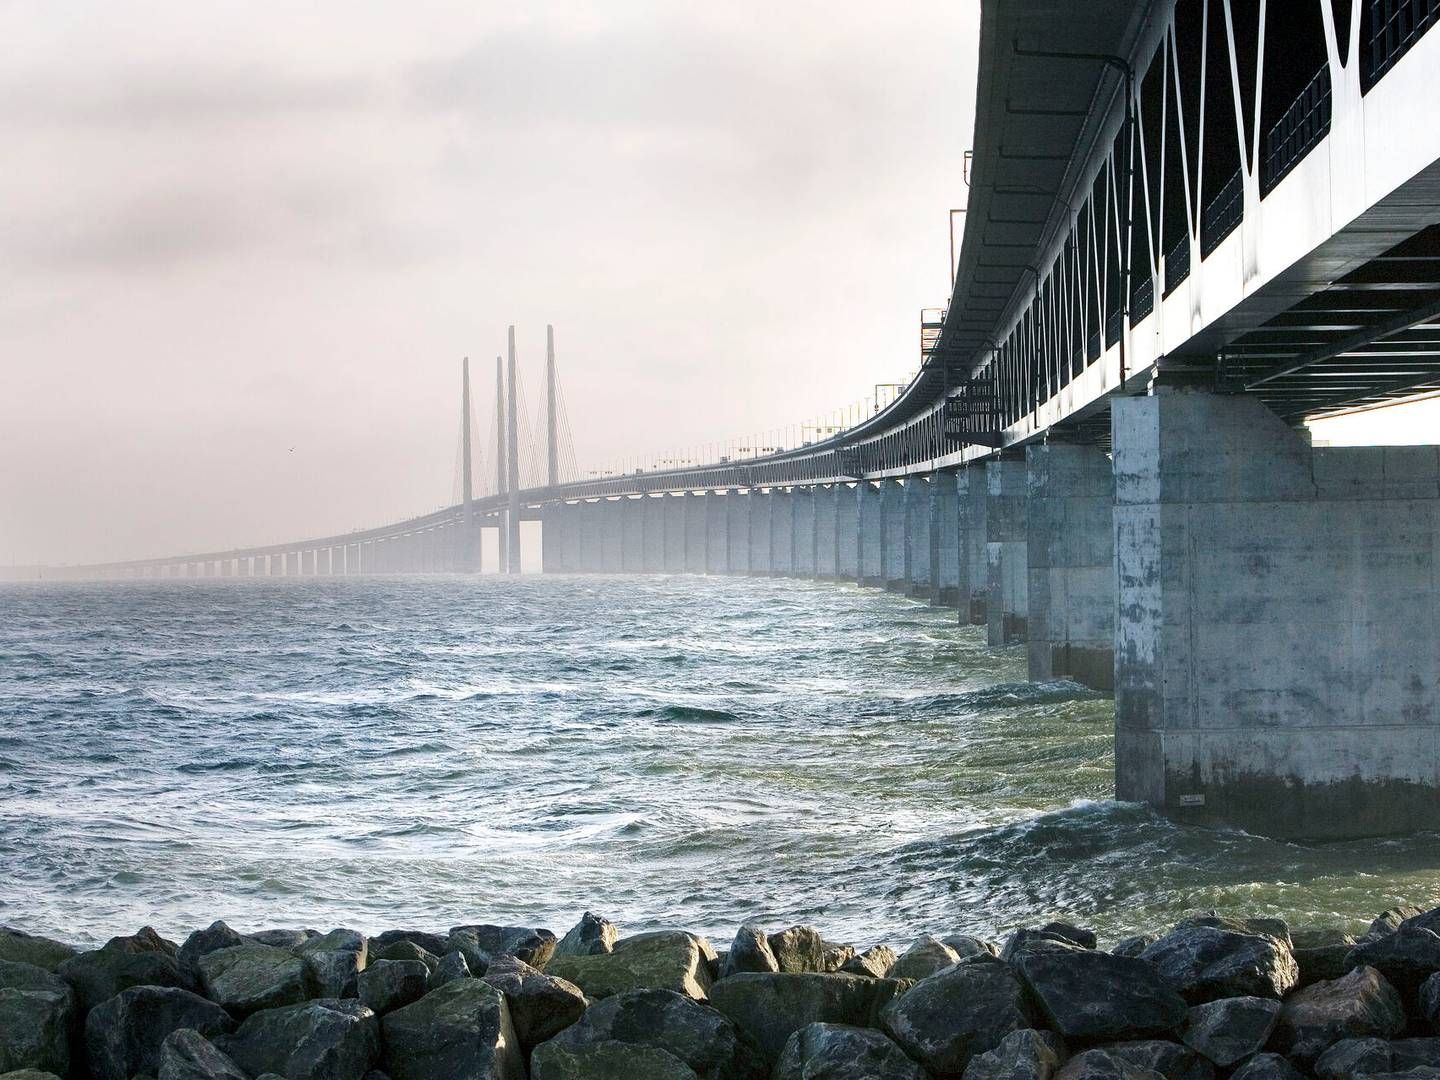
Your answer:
54,0 -> 1440,841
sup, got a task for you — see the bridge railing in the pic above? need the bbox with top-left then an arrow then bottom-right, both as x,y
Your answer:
1201,167 -> 1245,258
1366,0 -> 1440,90
1261,65 -> 1333,198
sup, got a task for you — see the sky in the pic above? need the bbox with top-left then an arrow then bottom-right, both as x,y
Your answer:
0,1 -> 978,565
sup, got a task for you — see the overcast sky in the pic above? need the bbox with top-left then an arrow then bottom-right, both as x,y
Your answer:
0,1 -> 980,564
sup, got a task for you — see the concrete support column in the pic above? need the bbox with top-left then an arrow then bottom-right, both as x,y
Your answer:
704,492 -> 728,574
621,497 -> 644,572
813,485 -> 838,580
642,495 -> 665,571
683,493 -> 706,573
284,552 -> 298,577
792,488 -> 815,577
928,472 -> 961,606
726,491 -> 751,575
985,458 -> 1029,645
541,506 -> 562,573
1025,442 -> 1115,690
878,479 -> 906,591
1114,390 -> 1440,839
836,483 -> 860,581
303,549 -> 316,576
560,504 -> 584,572
601,500 -> 624,572
903,477 -> 931,598
576,502 -> 600,572
958,467 -> 989,624
771,489 -> 795,576
748,491 -> 772,575
857,482 -> 882,586
663,494 -> 686,571
348,544 -> 360,575
220,559 -> 233,578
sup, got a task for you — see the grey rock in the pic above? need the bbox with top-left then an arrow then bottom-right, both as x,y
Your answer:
840,945 -> 897,979
710,972 -> 908,1064
480,954 -> 588,1051
889,935 -> 961,981
1290,927 -> 1357,951
961,1028 -> 1067,1080
157,1029 -> 248,1080
1394,1036 -> 1440,1070
1180,996 -> 1281,1067
295,929 -> 367,999
531,987 -> 765,1080
199,943 -> 309,1016
1355,1072 -> 1440,1080
941,936 -> 998,960
1421,970 -> 1440,1028
1014,945 -> 1187,1042
766,927 -> 854,974
0,961 -> 73,1075
1000,929 -> 1082,963
880,955 -> 1032,1078
1139,925 -> 1297,1003
84,986 -> 234,1080
0,1072 -> 65,1080
248,929 -> 318,950
1096,1040 -> 1213,1080
531,1041 -> 697,1079
1053,1050 -> 1164,1080
555,913 -> 618,959
59,926 -> 194,1012
356,959 -> 428,1016
1111,935 -> 1156,959
720,926 -> 779,978
1296,944 -> 1355,987
1228,1054 -> 1306,1080
1348,925 -> 1440,1005
371,940 -> 438,972
447,924 -> 557,973
1272,964 -> 1406,1064
429,950 -> 472,989
545,931 -> 713,1001
369,930 -> 449,958
180,922 -> 246,977
1368,907 -> 1425,940
1039,923 -> 1096,950
1172,914 -> 1292,952
775,1022 -> 925,1080
381,979 -> 523,1080
217,998 -> 379,1080
0,928 -> 77,972
1313,1036 -> 1392,1079
1400,907 -> 1440,937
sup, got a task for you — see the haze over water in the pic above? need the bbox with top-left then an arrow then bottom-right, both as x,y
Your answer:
2,575 -> 1437,949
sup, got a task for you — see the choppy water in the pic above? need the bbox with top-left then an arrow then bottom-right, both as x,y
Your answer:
2,575 -> 1438,950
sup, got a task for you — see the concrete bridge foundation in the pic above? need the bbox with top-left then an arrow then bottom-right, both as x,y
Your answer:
683,493 -> 706,573
726,492 -> 750,575
771,490 -> 795,576
622,497 -> 644,572
958,468 -> 988,624
985,459 -> 1028,645
814,485 -> 838,580
929,472 -> 960,607
749,492 -> 772,575
857,482 -> 882,587
704,493 -> 727,574
836,483 -> 859,581
642,496 -> 665,572
793,488 -> 815,577
904,477 -> 931,599
662,494 -> 685,572
879,479 -> 906,592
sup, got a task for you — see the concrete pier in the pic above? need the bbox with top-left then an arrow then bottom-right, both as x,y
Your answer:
580,502 -> 604,572
877,480 -> 905,591
683,493 -> 706,573
958,468 -> 988,624
642,495 -> 665,572
622,497 -> 644,572
835,483 -> 859,581
749,491 -> 772,575
1025,443 -> 1115,690
726,491 -> 750,575
928,472 -> 961,607
1113,391 -> 1440,840
984,459 -> 1027,645
857,482 -> 882,586
903,477 -> 931,598
663,494 -> 686,572
601,500 -> 624,572
814,485 -> 839,580
704,492 -> 727,574
793,488 -> 816,577
771,490 -> 794,576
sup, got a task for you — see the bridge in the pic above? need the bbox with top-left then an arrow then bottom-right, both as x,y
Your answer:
52,0 -> 1440,841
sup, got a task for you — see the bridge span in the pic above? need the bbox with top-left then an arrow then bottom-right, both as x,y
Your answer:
56,0 -> 1440,841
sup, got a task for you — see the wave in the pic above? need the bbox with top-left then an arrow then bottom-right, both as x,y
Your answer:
637,704 -> 743,725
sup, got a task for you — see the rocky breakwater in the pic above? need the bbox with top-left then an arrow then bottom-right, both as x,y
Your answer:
10,904 -> 1440,1078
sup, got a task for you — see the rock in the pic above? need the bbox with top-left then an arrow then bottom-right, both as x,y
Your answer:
0,961 -> 73,1075
217,998 -> 379,1080
1228,1054 -> 1306,1080
1001,929 -> 1082,963
429,950 -> 472,989
1422,971 -> 1440,1028
840,945 -> 896,979
1013,945 -> 1187,1042
879,955 -> 1032,1077
545,931 -> 713,1001
942,936 -> 997,960
1393,1036 -> 1440,1069
961,1028 -> 1067,1080
710,972 -> 907,1064
1368,907 -> 1426,940
889,935 -> 961,981
1291,928 -> 1357,951
447,924 -> 557,973
59,926 -> 194,1012
1096,1040 -> 1212,1080
249,929 -> 317,950
0,1072 -> 64,1080
766,927 -> 854,974
381,979 -> 523,1080
1348,925 -> 1440,1005
1139,925 -> 1297,1003
531,987 -> 765,1080
295,929 -> 367,999
1040,923 -> 1097,950
774,1022 -> 925,1080
1313,1036 -> 1392,1079
180,922 -> 246,977
1271,965 -> 1406,1064
357,959 -> 429,1016
157,1029 -> 248,1080
531,1041 -> 697,1078
555,913 -> 618,958
1296,944 -> 1355,987
1053,1049 -> 1164,1079
84,986 -> 234,1080
1173,914 -> 1292,951
1112,935 -> 1155,959
720,927 -> 779,978
370,930 -> 449,958
1180,996 -> 1281,1067
199,943 -> 309,1016
372,940 -> 438,971
0,929 -> 76,972
480,955 -> 587,1051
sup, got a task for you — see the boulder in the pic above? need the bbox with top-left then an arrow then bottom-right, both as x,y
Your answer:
1013,945 -> 1187,1042
1367,907 -> 1425,940
889,936 -> 961,981
371,940 -> 438,972
1347,925 -> 1440,1005
1180,996 -> 1280,1067
0,929 -> 76,972
0,961 -> 73,1075
1393,1036 -> 1440,1069
1139,926 -> 1297,1003
157,1029 -> 249,1080
381,979 -> 523,1080
545,931 -> 713,1001
710,972 -> 907,1064
357,959 -> 429,1016
1271,965 -> 1406,1064
1290,928 -> 1356,951
199,943 -> 309,1016
1172,915 -> 1291,951
217,998 -> 379,1080
840,945 -> 897,979
942,936 -> 997,960
59,926 -> 194,1012
1111,936 -> 1155,959
180,922 -> 246,977
447,925 -> 557,973
1422,970 -> 1440,1029
720,927 -> 779,978
1313,1036 -> 1392,1079
1053,1050 -> 1164,1079
480,955 -> 587,1051
295,929 -> 367,999
1095,1040 -> 1212,1080
961,1028 -> 1067,1080
555,913 -> 618,959
84,986 -> 234,1080
249,929 -> 317,950
774,1022 -> 925,1080
766,927 -> 854,974
369,930 -> 449,958
1040,923 -> 1097,950
1295,944 -> 1355,987
530,987 -> 765,1080
0,1073 -> 64,1080
1228,1054 -> 1306,1080
880,955 -> 1032,1078
429,950 -> 472,989
1001,930 -> 1083,963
